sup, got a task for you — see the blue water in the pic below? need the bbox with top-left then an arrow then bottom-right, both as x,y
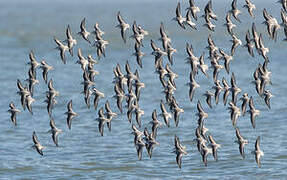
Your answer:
1,0 -> 287,179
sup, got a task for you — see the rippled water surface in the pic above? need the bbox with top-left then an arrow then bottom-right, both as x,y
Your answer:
1,0 -> 287,179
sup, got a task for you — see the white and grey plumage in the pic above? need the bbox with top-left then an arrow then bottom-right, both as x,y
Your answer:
92,87 -> 105,111
165,78 -> 176,99
44,90 -> 57,116
94,30 -> 109,59
196,100 -> 208,122
77,48 -> 89,72
138,25 -> 148,37
126,106 -> 134,120
105,100 -> 117,120
243,0 -> 256,18
133,100 -> 144,127
163,81 -> 176,104
208,134 -> 221,161
185,42 -> 199,74
54,36 -> 69,64
160,100 -> 172,127
203,14 -> 216,32
166,43 -> 177,66
173,135 -> 187,169
78,18 -> 91,44
247,96 -> 260,129
17,79 -> 30,111
27,50 -> 40,77
204,0 -> 218,21
219,48 -> 233,74
156,62 -> 168,87
252,23 -> 260,50
252,68 -> 262,96
185,10 -> 197,30
132,124 -> 144,145
224,12 -> 236,35
186,0 -> 200,21
207,34 -> 219,56
201,142 -> 212,166
87,63 -> 99,83
187,72 -> 200,102
239,93 -> 250,116
125,86 -> 136,109
258,33 -> 269,62
165,80 -> 176,99
83,88 -> 93,109
93,22 -> 105,37
260,63 -> 271,91
244,29 -> 255,57
135,137 -> 145,161
171,97 -> 184,128
133,70 -> 145,100
50,117 -> 62,147
96,107 -> 110,136
130,21 -> 143,45
212,80 -> 223,105
82,71 -> 95,97
7,102 -> 21,126
159,22 -> 171,51
260,59 -> 271,85
235,127 -> 248,159
66,25 -> 77,56
28,50 -> 41,68
222,77 -> 230,106
230,72 -> 241,104
262,8 -> 280,41
116,11 -> 130,43
202,125 -> 210,141
230,34 -> 242,56
203,91 -> 214,109
40,60 -> 53,84
173,2 -> 186,29
229,0 -> 241,22
166,64 -> 178,89
87,54 -> 98,66
65,100 -> 78,130
133,42 -> 145,68
151,39 -> 167,65
144,127 -> 159,159
228,101 -> 241,127
258,61 -> 272,90
149,109 -> 162,138
185,41 -> 197,61
26,94 -> 35,115
113,83 -> 125,114
113,63 -> 127,90
211,57 -> 224,82
195,126 -> 206,153
46,79 -> 59,103
127,104 -> 134,124
158,65 -> 168,86
198,52 -> 208,77
253,136 -> 264,168
26,67 -> 39,97
125,61 -> 139,88
46,79 -> 59,114
32,131 -> 44,156
262,90 -> 273,109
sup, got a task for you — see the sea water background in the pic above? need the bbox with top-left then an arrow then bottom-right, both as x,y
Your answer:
0,0 -> 287,179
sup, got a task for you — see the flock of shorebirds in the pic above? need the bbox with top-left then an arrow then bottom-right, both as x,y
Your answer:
8,0 -> 286,169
